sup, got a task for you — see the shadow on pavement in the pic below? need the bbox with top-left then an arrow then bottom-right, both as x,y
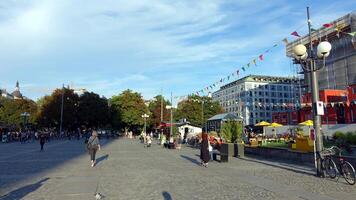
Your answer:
0,177 -> 50,200
240,156 -> 315,176
180,155 -> 201,166
0,137 -> 117,195
162,191 -> 172,200
96,154 -> 109,166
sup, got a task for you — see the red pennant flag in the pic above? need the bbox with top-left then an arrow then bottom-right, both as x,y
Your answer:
323,23 -> 333,28
291,31 -> 301,37
259,54 -> 264,61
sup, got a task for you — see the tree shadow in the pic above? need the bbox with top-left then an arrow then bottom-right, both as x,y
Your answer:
180,155 -> 201,166
0,177 -> 50,200
0,138 -> 115,194
96,154 -> 109,166
162,191 -> 172,200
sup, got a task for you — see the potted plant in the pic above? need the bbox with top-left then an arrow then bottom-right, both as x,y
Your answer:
220,120 -> 244,161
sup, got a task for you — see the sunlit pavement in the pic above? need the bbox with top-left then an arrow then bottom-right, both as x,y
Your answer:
0,138 -> 355,200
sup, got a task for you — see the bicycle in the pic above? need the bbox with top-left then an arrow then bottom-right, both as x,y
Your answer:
319,146 -> 356,185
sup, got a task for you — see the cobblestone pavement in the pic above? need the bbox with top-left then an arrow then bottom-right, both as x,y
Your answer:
0,138 -> 355,200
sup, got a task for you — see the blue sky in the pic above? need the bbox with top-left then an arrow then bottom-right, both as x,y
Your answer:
1,0 -> 355,101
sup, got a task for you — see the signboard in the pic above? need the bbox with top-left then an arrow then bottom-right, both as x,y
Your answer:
316,101 -> 324,115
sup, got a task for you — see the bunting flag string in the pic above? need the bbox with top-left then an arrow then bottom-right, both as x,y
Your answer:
177,19 -> 356,101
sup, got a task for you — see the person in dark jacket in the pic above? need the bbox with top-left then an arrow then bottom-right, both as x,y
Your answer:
88,130 -> 101,167
39,133 -> 46,151
200,132 -> 210,167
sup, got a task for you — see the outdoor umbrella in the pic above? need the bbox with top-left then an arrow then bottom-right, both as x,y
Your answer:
255,121 -> 271,126
255,121 -> 270,136
298,120 -> 313,126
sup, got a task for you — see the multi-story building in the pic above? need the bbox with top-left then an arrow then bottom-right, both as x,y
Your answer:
212,75 -> 302,125
286,11 -> 356,92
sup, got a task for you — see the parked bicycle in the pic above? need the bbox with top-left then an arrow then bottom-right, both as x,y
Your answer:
319,146 -> 355,185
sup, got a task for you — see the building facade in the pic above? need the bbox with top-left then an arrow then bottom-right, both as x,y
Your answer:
0,81 -> 24,100
286,11 -> 356,92
212,75 -> 302,125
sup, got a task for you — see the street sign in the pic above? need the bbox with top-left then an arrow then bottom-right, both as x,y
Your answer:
316,101 -> 324,115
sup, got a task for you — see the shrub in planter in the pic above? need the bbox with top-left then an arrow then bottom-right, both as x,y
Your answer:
221,120 -> 244,158
333,131 -> 346,140
346,132 -> 356,145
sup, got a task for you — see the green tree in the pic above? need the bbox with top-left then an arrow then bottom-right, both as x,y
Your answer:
0,97 -> 38,128
110,90 -> 148,132
221,120 -> 243,143
78,92 -> 110,129
175,95 -> 223,127
37,88 -> 79,130
147,95 -> 170,129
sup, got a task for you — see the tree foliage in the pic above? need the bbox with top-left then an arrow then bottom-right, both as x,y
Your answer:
110,90 -> 148,132
37,88 -> 79,130
78,92 -> 110,129
147,95 -> 170,129
221,120 -> 243,143
175,95 -> 223,127
0,97 -> 38,128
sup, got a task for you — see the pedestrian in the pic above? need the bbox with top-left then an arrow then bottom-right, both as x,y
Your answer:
200,132 -> 210,167
146,135 -> 152,148
87,130 -> 101,167
39,133 -> 46,151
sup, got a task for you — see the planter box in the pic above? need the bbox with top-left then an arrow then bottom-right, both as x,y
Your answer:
234,143 -> 244,158
220,143 -> 234,162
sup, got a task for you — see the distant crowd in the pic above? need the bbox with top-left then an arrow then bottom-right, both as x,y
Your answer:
0,128 -> 119,143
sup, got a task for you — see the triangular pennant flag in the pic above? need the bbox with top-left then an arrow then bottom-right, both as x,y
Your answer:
220,79 -> 223,82
273,44 -> 278,47
282,38 -> 289,45
311,28 -> 317,32
247,63 -> 250,68
210,86 -> 213,89
348,32 -> 356,37
331,102 -> 335,107
236,70 -> 239,76
242,67 -> 245,71
213,84 -> 215,87
264,49 -> 270,53
252,59 -> 257,66
291,31 -> 301,37
231,73 -> 234,76
227,76 -> 230,80
259,54 -> 264,61
323,23 -> 333,28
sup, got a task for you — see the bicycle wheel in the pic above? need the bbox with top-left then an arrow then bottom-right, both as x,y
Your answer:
323,157 -> 337,179
341,161 -> 356,185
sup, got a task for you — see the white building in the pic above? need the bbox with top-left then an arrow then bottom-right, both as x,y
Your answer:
1,81 -> 23,100
177,122 -> 202,141
212,75 -> 302,125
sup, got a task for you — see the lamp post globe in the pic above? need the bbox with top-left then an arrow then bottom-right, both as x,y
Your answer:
293,44 -> 307,57
317,41 -> 332,56
317,51 -> 330,59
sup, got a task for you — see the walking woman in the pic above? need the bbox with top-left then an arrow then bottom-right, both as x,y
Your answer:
88,130 -> 101,167
200,132 -> 210,167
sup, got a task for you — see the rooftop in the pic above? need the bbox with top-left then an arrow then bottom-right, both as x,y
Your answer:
218,75 -> 301,90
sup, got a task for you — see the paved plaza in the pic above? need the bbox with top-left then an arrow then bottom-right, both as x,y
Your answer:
0,138 -> 355,200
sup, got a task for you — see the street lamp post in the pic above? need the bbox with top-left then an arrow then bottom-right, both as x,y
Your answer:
141,114 -> 149,134
21,112 -> 30,129
292,7 -> 332,177
59,84 -> 64,135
